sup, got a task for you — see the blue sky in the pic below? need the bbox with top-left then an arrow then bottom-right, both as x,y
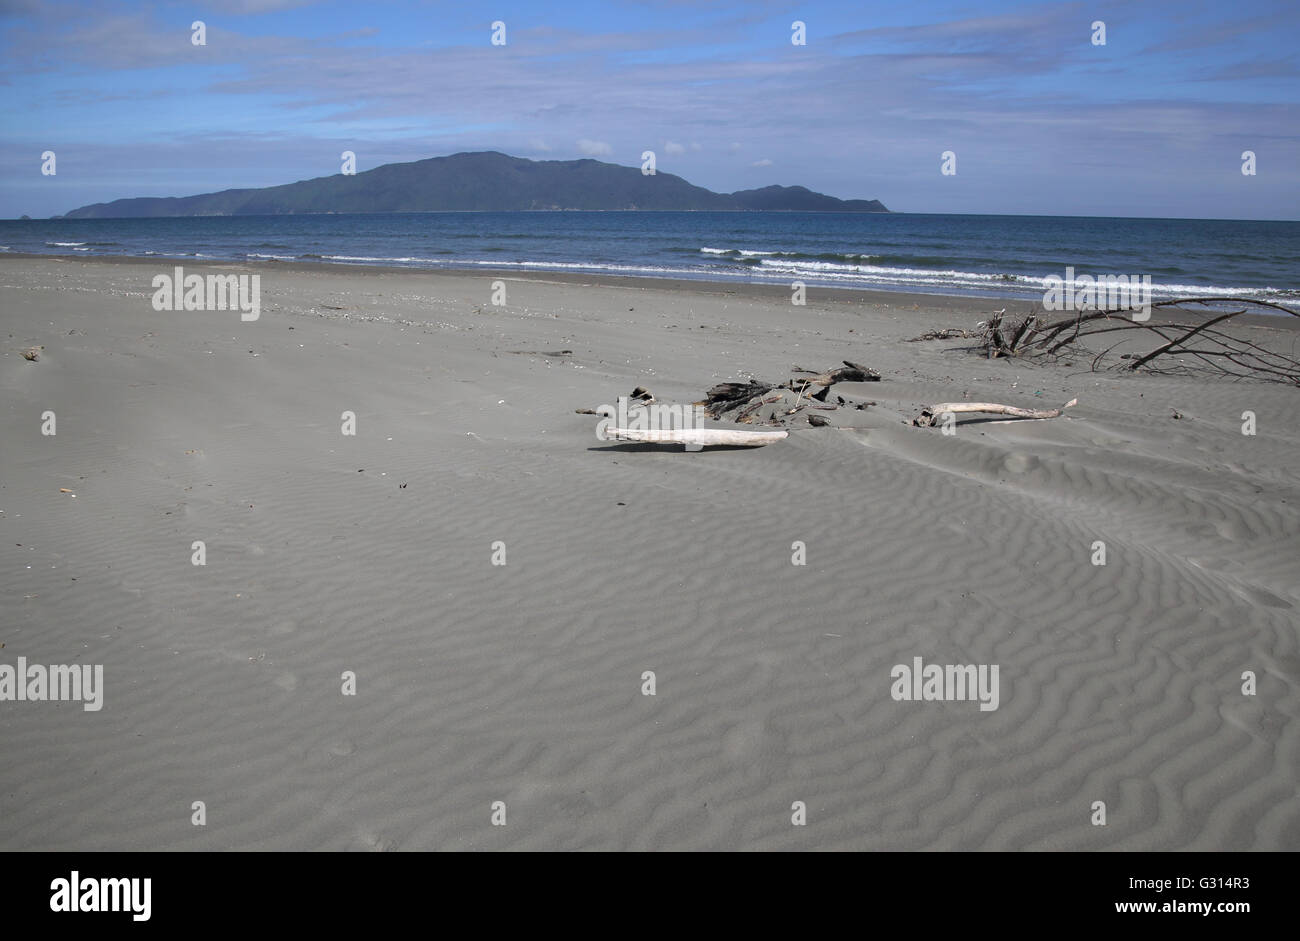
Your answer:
1,0 -> 1296,219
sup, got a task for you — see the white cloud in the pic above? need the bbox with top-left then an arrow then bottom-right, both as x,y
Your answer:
664,140 -> 685,155
576,138 -> 612,156
751,158 -> 773,167
529,138 -> 552,152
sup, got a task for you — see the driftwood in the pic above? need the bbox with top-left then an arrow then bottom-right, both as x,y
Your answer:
576,362 -> 881,447
787,361 -> 880,387
604,427 -> 788,447
914,398 -> 1078,427
701,380 -> 775,414
700,361 -> 880,421
975,309 -> 1040,359
961,299 -> 1299,385
907,328 -> 977,342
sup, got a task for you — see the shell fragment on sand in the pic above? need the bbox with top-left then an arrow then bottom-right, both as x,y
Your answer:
605,427 -> 788,448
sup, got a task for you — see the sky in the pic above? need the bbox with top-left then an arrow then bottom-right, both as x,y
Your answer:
1,0 -> 1296,219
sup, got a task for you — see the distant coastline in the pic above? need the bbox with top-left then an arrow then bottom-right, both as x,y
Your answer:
60,151 -> 889,219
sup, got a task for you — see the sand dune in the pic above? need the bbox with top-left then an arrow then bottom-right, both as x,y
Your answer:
1,256 -> 1296,850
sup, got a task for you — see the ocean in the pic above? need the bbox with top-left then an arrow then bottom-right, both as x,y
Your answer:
2,212 -> 1296,304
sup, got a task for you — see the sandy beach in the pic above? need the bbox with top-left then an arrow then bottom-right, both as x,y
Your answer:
1,255 -> 1297,851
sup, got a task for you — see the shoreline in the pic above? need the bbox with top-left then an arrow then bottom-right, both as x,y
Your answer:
4,252 -> 1296,333
2,250 -> 1032,309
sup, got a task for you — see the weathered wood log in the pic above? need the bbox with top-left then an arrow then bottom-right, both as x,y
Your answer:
604,427 -> 789,447
914,398 -> 1078,427
699,380 -> 776,415
782,361 -> 880,388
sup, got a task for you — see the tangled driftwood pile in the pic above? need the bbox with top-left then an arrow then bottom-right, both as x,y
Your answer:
699,361 -> 880,425
937,298 -> 1299,385
577,361 -> 881,431
579,358 -> 1083,448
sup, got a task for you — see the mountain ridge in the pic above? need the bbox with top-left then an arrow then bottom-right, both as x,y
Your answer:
62,151 -> 889,218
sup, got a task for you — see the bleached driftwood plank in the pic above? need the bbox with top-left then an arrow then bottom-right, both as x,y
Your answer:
914,398 -> 1077,426
605,427 -> 788,447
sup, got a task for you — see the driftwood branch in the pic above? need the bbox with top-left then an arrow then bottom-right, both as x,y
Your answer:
786,361 -> 880,388
914,398 -> 1078,427
907,328 -> 977,342
936,298 -> 1299,385
605,427 -> 788,447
